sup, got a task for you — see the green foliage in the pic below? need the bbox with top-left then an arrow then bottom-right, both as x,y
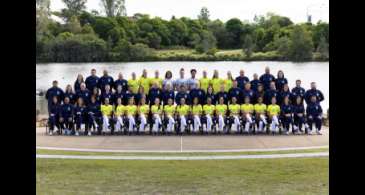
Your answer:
242,35 -> 255,58
288,25 -> 314,61
198,7 -> 210,22
194,30 -> 217,54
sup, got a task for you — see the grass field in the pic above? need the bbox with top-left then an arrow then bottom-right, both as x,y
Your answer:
37,157 -> 328,194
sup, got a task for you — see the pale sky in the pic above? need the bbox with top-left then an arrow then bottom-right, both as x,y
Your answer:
50,0 -> 329,23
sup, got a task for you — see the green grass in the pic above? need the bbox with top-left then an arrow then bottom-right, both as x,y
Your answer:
37,157 -> 328,194
36,147 -> 328,157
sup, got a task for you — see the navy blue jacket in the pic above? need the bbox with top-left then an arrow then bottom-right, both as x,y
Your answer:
162,90 -> 175,105
76,89 -> 91,105
134,93 -> 147,105
101,91 -> 114,104
49,103 -> 60,117
291,87 -> 306,103
259,73 -> 275,91
98,75 -> 114,92
74,105 -> 87,119
64,92 -> 76,104
264,89 -> 278,105
45,87 -> 64,104
114,79 -> 128,91
293,104 -> 305,116
175,92 -> 190,105
250,79 -> 261,92
253,91 -> 265,104
87,102 -> 101,117
148,88 -> 162,105
304,89 -> 324,104
306,102 -> 323,117
189,88 -> 206,105
236,76 -> 250,90
113,91 -> 125,105
228,87 -> 243,104
281,104 -> 293,117
122,91 -> 135,105
85,75 -> 99,92
277,90 -> 292,106
74,81 -> 83,92
60,103 -> 74,118
242,89 -> 255,103
205,92 -> 216,104
215,91 -> 229,104
275,78 -> 288,92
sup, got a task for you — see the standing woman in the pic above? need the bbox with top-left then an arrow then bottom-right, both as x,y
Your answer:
64,84 -> 76,105
275,70 -> 288,92
114,98 -> 125,133
224,71 -> 234,92
191,97 -> 203,134
228,97 -> 241,133
163,98 -> 176,134
199,70 -> 210,93
202,97 -> 215,133
128,72 -> 139,94
151,98 -> 163,134
241,96 -> 254,133
281,96 -> 293,135
267,97 -> 281,134
48,96 -> 60,135
293,96 -> 307,134
139,69 -> 151,95
74,74 -> 84,93
162,71 -> 174,90
176,98 -> 190,134
137,97 -> 150,133
74,97 -> 87,136
210,70 -> 223,94
215,97 -> 228,133
125,97 -> 138,134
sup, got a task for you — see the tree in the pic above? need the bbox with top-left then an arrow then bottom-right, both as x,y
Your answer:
274,36 -> 291,59
198,7 -> 210,22
242,35 -> 255,58
225,18 -> 243,48
101,0 -> 126,17
61,0 -> 87,20
288,26 -> 314,61
66,15 -> 82,34
194,30 -> 217,54
36,0 -> 51,38
316,36 -> 329,59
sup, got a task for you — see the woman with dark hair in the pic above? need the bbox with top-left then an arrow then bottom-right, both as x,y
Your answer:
275,70 -> 288,92
74,74 -> 84,92
163,71 -> 173,89
74,97 -> 87,136
205,85 -> 216,105
91,87 -> 101,104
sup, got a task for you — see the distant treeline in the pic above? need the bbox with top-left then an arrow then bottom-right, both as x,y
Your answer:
36,3 -> 329,62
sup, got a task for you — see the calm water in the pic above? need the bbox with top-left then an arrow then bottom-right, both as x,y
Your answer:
36,61 -> 329,114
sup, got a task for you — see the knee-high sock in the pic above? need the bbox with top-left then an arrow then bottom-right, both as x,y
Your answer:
180,116 -> 187,132
245,114 -> 252,132
128,115 -> 135,132
270,115 -> 279,132
115,116 -> 124,131
260,114 -> 267,124
218,114 -> 224,131
232,115 -> 240,132
206,115 -> 213,132
153,114 -> 162,132
139,115 -> 147,132
167,115 -> 175,132
259,121 -> 264,131
193,115 -> 201,132
102,115 -> 109,132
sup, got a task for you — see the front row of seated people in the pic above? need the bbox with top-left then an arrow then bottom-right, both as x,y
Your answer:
47,93 -> 323,136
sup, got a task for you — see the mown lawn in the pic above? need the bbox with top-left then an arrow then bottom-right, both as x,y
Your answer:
37,157 -> 328,195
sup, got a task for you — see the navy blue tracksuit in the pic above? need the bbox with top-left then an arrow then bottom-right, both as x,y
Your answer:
304,89 -> 324,104
175,92 -> 190,105
76,89 -> 91,105
48,103 -> 60,131
250,79 -> 261,92
293,103 -> 306,131
291,86 -> 306,103
277,90 -> 292,106
74,80 -> 82,92
87,102 -> 101,130
98,75 -> 114,92
215,91 -> 229,104
114,79 -> 128,91
306,102 -> 323,131
148,88 -> 162,105
189,88 -> 206,105
162,90 -> 175,105
45,87 -> 64,111
275,77 -> 288,92
281,104 -> 293,132
236,76 -> 250,90
264,89 -> 278,105
74,105 -> 87,130
64,92 -> 76,104
205,92 -> 216,104
228,87 -> 242,104
85,75 -> 99,92
59,103 -> 74,129
242,89 -> 255,103
253,90 -> 265,104
259,73 -> 275,91
101,91 -> 114,105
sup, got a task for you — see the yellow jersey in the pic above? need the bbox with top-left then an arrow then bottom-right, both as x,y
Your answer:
128,79 -> 139,94
200,78 -> 211,92
228,104 -> 241,115
151,105 -> 162,114
101,104 -> 113,116
224,79 -> 233,92
138,77 -> 151,94
210,78 -> 224,93
115,105 -> 125,116
267,104 -> 280,116
241,104 -> 254,113
203,104 -> 215,115
254,104 -> 267,114
176,105 -> 190,116
191,105 -> 203,115
138,105 -> 150,115
163,105 -> 176,115
215,104 -> 227,115
125,105 -> 137,115
150,78 -> 163,88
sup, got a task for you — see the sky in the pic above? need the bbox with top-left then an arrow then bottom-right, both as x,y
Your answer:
50,0 -> 329,23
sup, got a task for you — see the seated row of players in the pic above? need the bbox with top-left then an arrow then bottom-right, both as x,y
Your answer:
47,91 -> 323,136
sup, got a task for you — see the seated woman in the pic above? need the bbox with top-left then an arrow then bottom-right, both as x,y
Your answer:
241,96 -> 254,133
59,97 -> 74,135
74,97 -> 87,136
267,97 -> 281,134
176,98 -> 190,134
306,96 -> 323,135
215,97 -> 228,133
151,98 -> 163,134
114,98 -> 125,133
87,95 -> 101,134
254,96 -> 267,133
100,98 -> 114,134
125,97 -> 138,134
228,97 -> 241,133
293,96 -> 307,134
137,97 -> 150,134
202,97 -> 215,133
163,98 -> 176,134
48,96 -> 60,135
281,96 -> 293,135
191,97 -> 203,134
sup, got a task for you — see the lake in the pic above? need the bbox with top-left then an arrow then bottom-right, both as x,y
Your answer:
36,61 -> 329,115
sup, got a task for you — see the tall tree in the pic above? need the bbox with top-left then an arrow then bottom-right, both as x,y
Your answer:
61,0 -> 87,19
316,36 -> 329,59
198,7 -> 210,22
101,0 -> 126,17
242,35 -> 255,58
288,25 -> 314,61
36,0 -> 51,37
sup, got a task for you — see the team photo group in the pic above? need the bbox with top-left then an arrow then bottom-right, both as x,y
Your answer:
45,66 -> 325,136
